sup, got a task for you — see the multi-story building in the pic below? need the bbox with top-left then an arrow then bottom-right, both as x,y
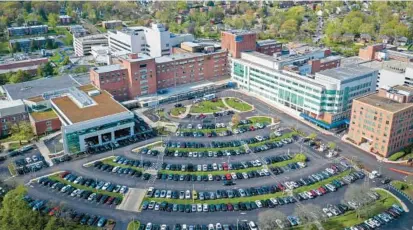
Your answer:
73,34 -> 108,56
29,109 -> 62,136
7,25 -> 48,37
108,23 -> 194,57
221,30 -> 257,58
59,15 -> 72,24
0,100 -> 29,136
51,85 -> 136,154
347,85 -> 413,157
0,57 -> 48,76
308,56 -> 342,74
69,25 -> 88,37
231,51 -> 378,129
256,39 -> 282,56
90,42 -> 228,101
102,20 -> 122,29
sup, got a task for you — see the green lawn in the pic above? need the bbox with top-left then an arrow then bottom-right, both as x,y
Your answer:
190,99 -> 227,113
50,52 -> 62,62
170,107 -> 186,116
167,131 -> 296,153
127,221 -> 141,230
48,175 -> 123,199
143,169 -> 351,205
224,98 -> 253,111
311,190 -> 400,230
391,180 -> 413,198
158,154 -> 306,176
8,163 -> 17,177
248,116 -> 272,124
8,142 -> 21,151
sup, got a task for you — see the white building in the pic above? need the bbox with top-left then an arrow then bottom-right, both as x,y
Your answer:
359,60 -> 413,88
231,51 -> 378,129
108,23 -> 194,58
50,85 -> 135,154
73,34 -> 108,56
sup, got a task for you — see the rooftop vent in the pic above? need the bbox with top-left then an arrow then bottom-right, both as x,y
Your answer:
87,90 -> 101,97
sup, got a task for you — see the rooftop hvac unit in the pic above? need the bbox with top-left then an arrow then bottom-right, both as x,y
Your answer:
87,90 -> 101,97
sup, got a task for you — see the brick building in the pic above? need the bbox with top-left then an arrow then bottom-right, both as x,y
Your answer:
221,30 -> 257,58
308,56 -> 342,74
29,109 -> 62,135
0,58 -> 48,76
256,39 -> 282,56
348,85 -> 413,157
102,20 -> 122,29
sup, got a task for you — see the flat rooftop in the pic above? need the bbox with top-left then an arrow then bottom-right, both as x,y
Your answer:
51,85 -> 128,124
92,64 -> 126,74
341,56 -> 370,66
155,52 -> 202,64
30,109 -> 58,122
317,64 -> 376,81
356,93 -> 413,112
222,30 -> 256,36
360,60 -> 409,73
257,39 -> 279,46
2,74 -> 90,100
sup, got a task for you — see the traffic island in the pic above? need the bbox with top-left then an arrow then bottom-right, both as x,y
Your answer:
223,97 -> 254,112
127,221 -> 141,230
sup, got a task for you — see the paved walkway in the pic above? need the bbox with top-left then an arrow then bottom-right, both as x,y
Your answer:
133,109 -> 156,127
374,188 -> 410,212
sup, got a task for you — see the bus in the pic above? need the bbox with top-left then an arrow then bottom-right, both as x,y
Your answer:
203,93 -> 216,101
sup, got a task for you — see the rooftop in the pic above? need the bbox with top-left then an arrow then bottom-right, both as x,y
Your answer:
360,60 -> 409,73
341,56 -> 369,66
317,64 -> 376,81
356,93 -> 413,112
320,55 -> 342,63
155,52 -> 202,64
30,109 -> 58,121
2,74 -> 90,100
91,64 -> 126,74
0,65 -> 39,75
51,85 -> 128,124
0,99 -> 24,110
222,30 -> 256,36
256,39 -> 280,46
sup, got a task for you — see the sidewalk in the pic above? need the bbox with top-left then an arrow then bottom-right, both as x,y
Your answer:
133,108 -> 156,127
36,141 -> 54,167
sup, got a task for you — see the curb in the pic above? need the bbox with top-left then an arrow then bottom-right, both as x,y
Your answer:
83,155 -> 116,167
131,141 -> 163,153
388,184 -> 413,204
27,171 -> 65,185
222,97 -> 255,113
374,187 -> 410,212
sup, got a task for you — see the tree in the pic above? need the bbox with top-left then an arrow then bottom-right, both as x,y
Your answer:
231,113 -> 241,127
359,23 -> 376,36
47,13 -> 59,29
61,56 -> 70,66
279,19 -> 298,38
294,204 -> 326,226
9,70 -> 30,83
328,142 -> 337,150
308,132 -> 317,140
176,1 -> 187,11
10,121 -> 34,145
258,210 -> 287,230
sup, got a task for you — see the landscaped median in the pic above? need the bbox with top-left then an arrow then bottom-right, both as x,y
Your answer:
158,154 -> 307,176
190,99 -> 227,113
223,98 -> 253,112
99,157 -> 143,172
132,141 -> 163,153
141,168 -> 352,206
170,107 -> 187,116
127,221 -> 141,230
48,174 -> 124,200
294,190 -> 402,230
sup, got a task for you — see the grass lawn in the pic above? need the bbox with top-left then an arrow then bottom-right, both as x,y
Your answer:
50,52 -> 62,63
127,221 -> 141,230
8,163 -> 17,176
224,98 -> 253,111
167,131 -> 297,153
391,180 -> 413,198
190,99 -> 226,113
132,141 -> 163,153
179,127 -> 228,134
158,154 -> 306,176
402,152 -> 413,160
48,175 -> 123,199
101,158 -> 143,172
8,142 -> 21,151
248,116 -> 272,124
143,169 -> 351,206
170,107 -> 186,116
312,190 -> 400,230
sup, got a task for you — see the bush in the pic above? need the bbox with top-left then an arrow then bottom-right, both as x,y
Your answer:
388,151 -> 406,161
295,153 -> 307,162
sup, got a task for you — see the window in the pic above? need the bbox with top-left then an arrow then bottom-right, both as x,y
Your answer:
1,119 -> 5,123
46,121 -> 52,126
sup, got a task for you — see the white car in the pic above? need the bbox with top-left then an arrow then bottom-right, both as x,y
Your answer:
323,208 -> 333,217
270,198 -> 278,205
197,203 -> 203,212
161,225 -> 167,230
182,224 -> 188,230
212,163 -> 218,170
146,223 -> 152,230
73,176 -> 83,184
185,190 -> 191,199
208,224 -> 215,230
242,172 -> 249,179
102,182 -> 110,190
197,165 -> 202,171
215,223 -> 222,230
120,186 -> 128,194
203,203 -> 208,212
166,190 -> 172,199
255,136 -> 263,141
208,174 -> 213,181
255,200 -> 262,208
187,124 -> 193,129
231,172 -> 237,180
248,221 -> 258,230
197,124 -> 203,130
25,157 -> 32,164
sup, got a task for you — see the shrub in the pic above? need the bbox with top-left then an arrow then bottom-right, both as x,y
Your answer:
388,151 -> 406,161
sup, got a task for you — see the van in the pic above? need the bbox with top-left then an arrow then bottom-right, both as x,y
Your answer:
203,94 -> 216,101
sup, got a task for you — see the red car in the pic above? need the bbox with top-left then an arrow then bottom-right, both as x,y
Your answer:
105,197 -> 115,205
60,171 -> 69,178
227,203 -> 233,211
225,174 -> 232,180
207,133 -> 212,137
249,126 -> 255,131
319,187 -> 327,194
48,207 -> 59,216
223,163 -> 229,171
310,190 -> 317,197
198,114 -> 206,119
277,183 -> 286,191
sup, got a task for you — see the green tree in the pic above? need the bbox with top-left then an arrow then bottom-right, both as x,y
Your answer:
61,56 -> 70,65
279,19 -> 298,38
308,132 -> 317,140
10,121 -> 34,145
359,23 -> 376,35
47,13 -> 59,29
9,70 -> 30,83
176,1 -> 187,11
231,113 -> 241,127
328,142 -> 337,150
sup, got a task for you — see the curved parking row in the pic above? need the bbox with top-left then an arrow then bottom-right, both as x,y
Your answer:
37,171 -> 127,206
23,195 -> 113,228
140,220 -> 258,230
347,204 -> 405,230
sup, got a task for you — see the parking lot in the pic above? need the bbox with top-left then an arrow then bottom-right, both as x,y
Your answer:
13,90 -> 412,230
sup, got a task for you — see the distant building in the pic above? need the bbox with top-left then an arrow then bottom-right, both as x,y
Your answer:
69,25 -> 87,37
256,39 -> 282,56
102,20 -> 122,29
7,25 -> 48,37
0,100 -> 29,136
107,23 -> 194,57
0,57 -> 48,76
9,36 -> 55,53
59,15 -> 72,25
73,34 -> 108,56
348,85 -> 413,157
